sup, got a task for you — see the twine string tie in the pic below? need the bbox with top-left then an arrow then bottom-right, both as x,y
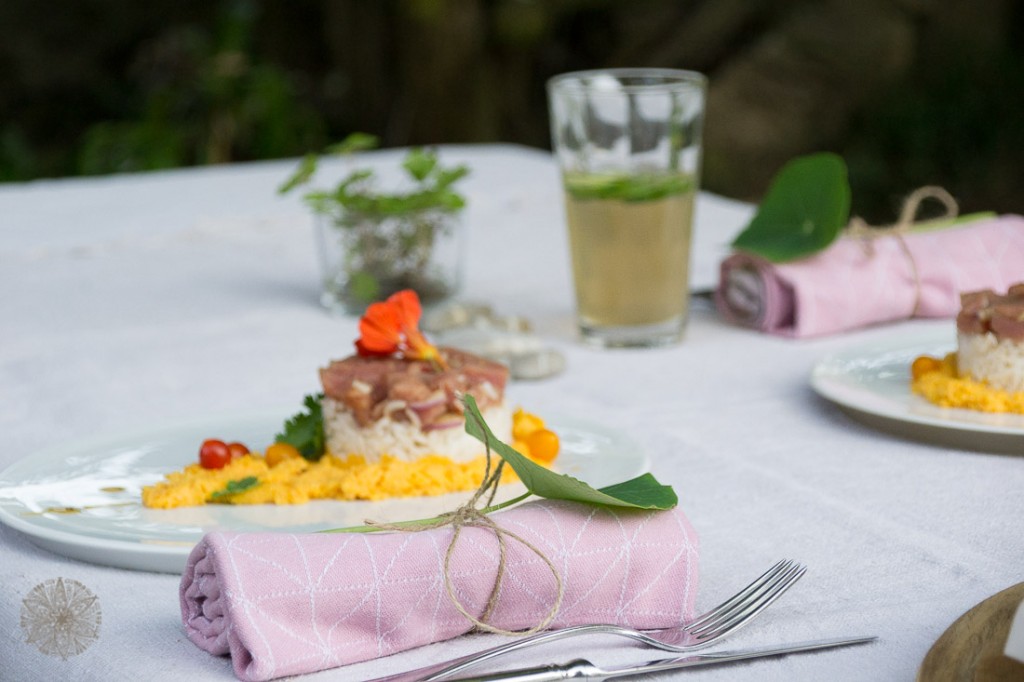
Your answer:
364,410 -> 564,636
844,185 -> 959,317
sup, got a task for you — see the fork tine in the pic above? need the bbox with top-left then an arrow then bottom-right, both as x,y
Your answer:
688,562 -> 806,641
689,562 -> 805,639
685,559 -> 795,630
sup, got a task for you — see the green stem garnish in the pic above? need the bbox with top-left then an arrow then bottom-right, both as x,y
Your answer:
905,211 -> 995,233
320,492 -> 533,535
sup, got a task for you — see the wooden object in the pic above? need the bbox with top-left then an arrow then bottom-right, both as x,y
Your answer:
918,582 -> 1024,681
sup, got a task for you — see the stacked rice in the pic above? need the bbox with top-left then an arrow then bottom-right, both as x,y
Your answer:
319,347 -> 511,462
956,284 -> 1024,393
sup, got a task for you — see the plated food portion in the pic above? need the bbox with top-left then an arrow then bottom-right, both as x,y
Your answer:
0,409 -> 644,572
143,291 -> 559,509
320,347 -> 512,463
808,326 -> 1024,459
912,284 -> 1024,414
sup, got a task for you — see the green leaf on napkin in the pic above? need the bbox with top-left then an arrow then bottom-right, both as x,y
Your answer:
597,475 -> 680,508
462,395 -> 677,510
319,394 -> 678,534
731,152 -> 851,262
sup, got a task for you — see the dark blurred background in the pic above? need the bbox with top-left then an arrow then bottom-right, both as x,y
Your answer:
2,0 -> 1021,221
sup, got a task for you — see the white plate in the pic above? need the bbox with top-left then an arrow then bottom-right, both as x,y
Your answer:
811,330 -> 1024,453
0,411 -> 647,574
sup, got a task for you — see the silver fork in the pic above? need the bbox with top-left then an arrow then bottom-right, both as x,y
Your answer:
367,559 -> 806,682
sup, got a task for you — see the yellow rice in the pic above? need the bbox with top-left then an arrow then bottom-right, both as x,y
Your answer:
141,453 -> 519,508
912,353 -> 1024,414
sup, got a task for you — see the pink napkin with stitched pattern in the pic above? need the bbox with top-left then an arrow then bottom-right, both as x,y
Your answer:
180,499 -> 699,681
715,214 -> 1024,338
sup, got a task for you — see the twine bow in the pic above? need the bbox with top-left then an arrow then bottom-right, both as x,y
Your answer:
844,186 -> 959,317
364,409 -> 564,636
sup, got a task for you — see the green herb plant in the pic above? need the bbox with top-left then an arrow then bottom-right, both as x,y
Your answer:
280,133 -> 469,310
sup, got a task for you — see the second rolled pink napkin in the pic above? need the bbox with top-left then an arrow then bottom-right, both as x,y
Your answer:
716,214 -> 1024,338
180,499 -> 699,681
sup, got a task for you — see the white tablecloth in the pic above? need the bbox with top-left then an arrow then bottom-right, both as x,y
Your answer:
1,145 -> 1022,681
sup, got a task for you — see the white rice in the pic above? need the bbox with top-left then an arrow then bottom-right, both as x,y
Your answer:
957,331 -> 1024,393
322,398 -> 514,463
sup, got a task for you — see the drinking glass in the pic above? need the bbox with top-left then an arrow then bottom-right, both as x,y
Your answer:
315,208 -> 463,314
548,68 -> 706,347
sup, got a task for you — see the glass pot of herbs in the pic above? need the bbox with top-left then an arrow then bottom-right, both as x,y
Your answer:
281,134 -> 469,313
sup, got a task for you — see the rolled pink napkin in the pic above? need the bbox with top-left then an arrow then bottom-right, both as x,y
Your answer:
180,499 -> 699,681
716,214 -> 1024,338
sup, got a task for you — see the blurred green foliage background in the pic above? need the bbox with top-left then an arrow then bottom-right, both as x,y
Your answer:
1,0 -> 1022,221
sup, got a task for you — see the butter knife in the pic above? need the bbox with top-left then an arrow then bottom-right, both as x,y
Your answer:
436,635 -> 877,682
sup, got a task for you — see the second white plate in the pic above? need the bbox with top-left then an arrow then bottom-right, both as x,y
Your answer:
811,329 -> 1024,453
0,411 -> 648,574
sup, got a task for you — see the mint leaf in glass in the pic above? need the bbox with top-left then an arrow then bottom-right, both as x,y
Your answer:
564,172 -> 694,203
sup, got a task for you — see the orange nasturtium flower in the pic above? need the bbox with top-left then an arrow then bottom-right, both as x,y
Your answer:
355,290 -> 446,368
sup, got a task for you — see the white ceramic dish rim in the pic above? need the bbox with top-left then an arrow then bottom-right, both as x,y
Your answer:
810,329 -> 1024,437
0,409 -> 648,573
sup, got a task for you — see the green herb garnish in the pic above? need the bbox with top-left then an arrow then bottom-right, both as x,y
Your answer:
208,476 -> 260,502
730,152 -> 851,262
279,133 -> 469,309
275,393 -> 325,461
565,171 -> 694,203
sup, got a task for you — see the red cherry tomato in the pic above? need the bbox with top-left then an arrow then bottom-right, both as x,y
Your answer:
227,442 -> 250,460
199,439 -> 231,469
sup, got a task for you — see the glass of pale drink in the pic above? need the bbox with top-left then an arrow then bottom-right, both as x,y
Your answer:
547,69 -> 706,347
